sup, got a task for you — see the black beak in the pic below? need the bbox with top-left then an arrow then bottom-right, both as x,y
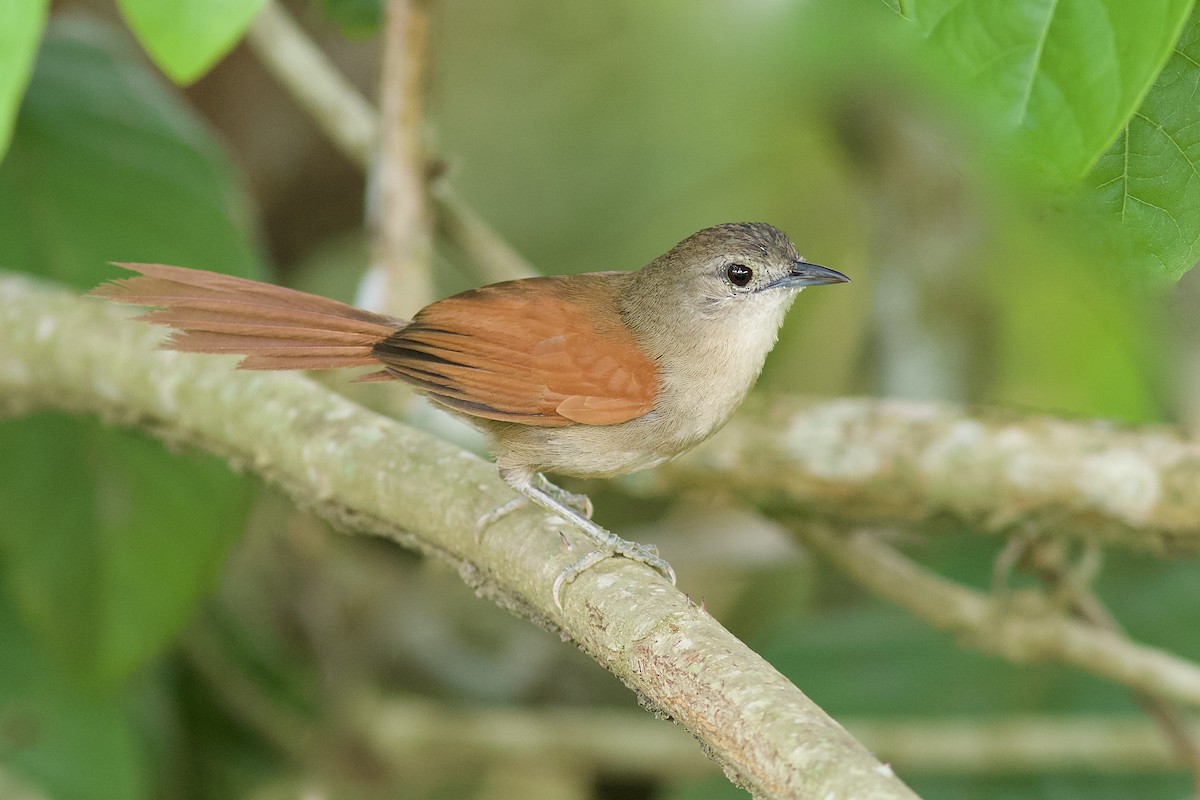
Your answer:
771,260 -> 851,289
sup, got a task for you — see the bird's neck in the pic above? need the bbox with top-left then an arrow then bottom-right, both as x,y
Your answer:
619,273 -> 797,443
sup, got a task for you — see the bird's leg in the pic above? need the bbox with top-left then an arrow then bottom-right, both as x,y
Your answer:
530,473 -> 593,519
497,469 -> 676,608
474,473 -> 593,542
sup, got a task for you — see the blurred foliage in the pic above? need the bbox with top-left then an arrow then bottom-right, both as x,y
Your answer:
0,18 -> 263,285
116,0 -> 268,84
900,0 -> 1200,280
316,0 -> 383,37
1,1 -> 1200,799
0,0 -> 47,155
1085,15 -> 1200,280
0,414 -> 252,686
0,586 -> 149,800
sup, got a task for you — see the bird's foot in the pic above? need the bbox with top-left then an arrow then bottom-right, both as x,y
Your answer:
552,536 -> 676,610
474,496 -> 527,542
495,470 -> 674,609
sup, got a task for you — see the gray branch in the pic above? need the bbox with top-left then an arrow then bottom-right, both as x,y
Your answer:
0,274 -> 919,800
655,394 -> 1200,553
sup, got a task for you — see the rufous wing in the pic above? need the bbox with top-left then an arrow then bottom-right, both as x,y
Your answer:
372,276 -> 658,427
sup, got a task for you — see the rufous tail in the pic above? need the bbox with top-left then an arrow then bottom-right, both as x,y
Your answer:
91,263 -> 403,375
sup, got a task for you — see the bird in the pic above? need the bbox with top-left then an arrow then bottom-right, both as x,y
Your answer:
91,222 -> 849,607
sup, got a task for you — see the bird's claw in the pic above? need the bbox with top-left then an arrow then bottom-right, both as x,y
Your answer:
551,540 -> 677,610
474,496 -> 527,542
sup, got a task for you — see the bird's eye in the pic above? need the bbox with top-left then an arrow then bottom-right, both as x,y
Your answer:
726,263 -> 753,287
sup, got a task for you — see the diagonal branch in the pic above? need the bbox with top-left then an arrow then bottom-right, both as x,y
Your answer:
245,2 -> 378,168
793,523 -> 1200,707
1017,540 -> 1200,786
0,273 -> 919,800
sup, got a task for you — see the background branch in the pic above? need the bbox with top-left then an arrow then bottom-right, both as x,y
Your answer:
245,0 -> 536,285
186,617 -> 1200,778
1019,541 -> 1200,788
365,0 -> 434,318
0,274 -> 918,800
245,1 -> 378,169
654,395 -> 1200,554
793,523 -> 1200,708
848,715 -> 1200,774
430,178 -> 538,282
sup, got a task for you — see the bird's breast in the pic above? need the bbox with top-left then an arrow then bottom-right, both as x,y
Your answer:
642,292 -> 793,450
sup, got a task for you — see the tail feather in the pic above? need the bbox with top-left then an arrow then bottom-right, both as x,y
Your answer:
103,263 -> 394,323
137,310 -> 384,343
240,354 -> 386,370
125,299 -> 395,337
167,331 -> 379,356
132,302 -> 393,337
91,263 -> 403,375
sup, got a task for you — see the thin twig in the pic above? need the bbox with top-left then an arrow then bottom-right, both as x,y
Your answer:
849,714 -> 1200,773
245,1 -> 378,169
1020,541 -> 1200,790
357,701 -> 1200,776
185,626 -> 1200,780
182,618 -> 314,758
244,0 -> 538,286
431,178 -> 537,282
364,0 -> 434,318
793,523 -> 1200,707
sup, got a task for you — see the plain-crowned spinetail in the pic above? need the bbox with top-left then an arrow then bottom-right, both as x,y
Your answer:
92,222 -> 849,607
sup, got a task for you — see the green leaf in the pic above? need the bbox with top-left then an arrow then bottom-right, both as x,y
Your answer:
0,19 -> 262,684
0,18 -> 262,288
0,415 -> 253,684
0,589 -> 149,800
1083,8 -> 1200,278
117,0 -> 267,83
0,0 -> 48,159
905,0 -> 1195,180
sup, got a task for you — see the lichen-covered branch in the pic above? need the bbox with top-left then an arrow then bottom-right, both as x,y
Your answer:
0,274 -> 918,800
654,395 -> 1200,554
794,524 -> 1200,708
